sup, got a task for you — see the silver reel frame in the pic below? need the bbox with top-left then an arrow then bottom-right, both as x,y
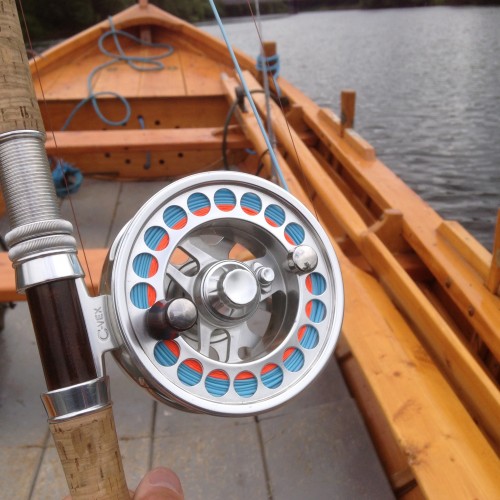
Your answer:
100,172 -> 344,416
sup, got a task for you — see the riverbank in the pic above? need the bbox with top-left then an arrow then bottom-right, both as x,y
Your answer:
22,1 -> 500,41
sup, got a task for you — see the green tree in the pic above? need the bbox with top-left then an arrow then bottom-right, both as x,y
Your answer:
91,0 -> 131,19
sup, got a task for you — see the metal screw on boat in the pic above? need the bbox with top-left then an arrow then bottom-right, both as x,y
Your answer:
147,298 -> 198,340
288,245 -> 318,274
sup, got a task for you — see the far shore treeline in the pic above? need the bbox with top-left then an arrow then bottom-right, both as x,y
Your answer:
21,0 -> 500,40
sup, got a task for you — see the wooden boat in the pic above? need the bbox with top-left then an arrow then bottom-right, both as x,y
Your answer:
0,1 -> 499,497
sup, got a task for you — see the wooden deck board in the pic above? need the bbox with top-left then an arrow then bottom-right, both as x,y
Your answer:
179,48 -> 229,96
34,43 -> 232,101
35,50 -> 109,101
45,127 -> 249,153
136,47 -> 186,97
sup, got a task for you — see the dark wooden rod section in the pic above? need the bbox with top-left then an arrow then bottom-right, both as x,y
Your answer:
26,280 -> 97,391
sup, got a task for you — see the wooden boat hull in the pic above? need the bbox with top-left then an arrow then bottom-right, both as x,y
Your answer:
0,2 -> 499,497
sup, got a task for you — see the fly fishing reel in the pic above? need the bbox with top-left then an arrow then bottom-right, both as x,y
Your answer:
102,172 -> 343,415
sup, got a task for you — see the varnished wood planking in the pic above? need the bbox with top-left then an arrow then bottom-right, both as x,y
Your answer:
180,49 -> 230,96
40,96 -> 230,131
438,220 -> 491,280
137,47 -> 186,97
45,128 -> 250,153
487,209 -> 500,295
45,150 -> 227,179
340,264 -> 500,498
35,50 -> 110,101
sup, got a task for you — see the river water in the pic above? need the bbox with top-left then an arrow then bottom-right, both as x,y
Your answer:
202,6 -> 500,251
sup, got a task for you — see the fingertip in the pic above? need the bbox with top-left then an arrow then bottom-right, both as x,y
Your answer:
134,467 -> 184,500
147,467 -> 183,493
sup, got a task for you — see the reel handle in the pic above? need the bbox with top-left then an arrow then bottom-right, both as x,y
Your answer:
50,406 -> 129,499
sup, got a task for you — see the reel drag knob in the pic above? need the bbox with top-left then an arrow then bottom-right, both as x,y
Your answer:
146,298 -> 197,340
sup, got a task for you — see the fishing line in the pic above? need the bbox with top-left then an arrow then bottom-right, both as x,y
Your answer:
253,0 -> 276,148
207,0 -> 289,191
17,0 -> 96,292
245,0 -> 321,221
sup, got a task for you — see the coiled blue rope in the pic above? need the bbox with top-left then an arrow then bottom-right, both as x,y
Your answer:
256,53 -> 281,97
256,53 -> 280,75
51,159 -> 83,197
61,17 -> 174,131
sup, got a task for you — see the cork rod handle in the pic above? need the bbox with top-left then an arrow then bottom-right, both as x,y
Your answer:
50,406 -> 129,499
0,0 -> 44,134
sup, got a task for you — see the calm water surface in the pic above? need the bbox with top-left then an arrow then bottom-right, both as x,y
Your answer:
203,7 -> 500,251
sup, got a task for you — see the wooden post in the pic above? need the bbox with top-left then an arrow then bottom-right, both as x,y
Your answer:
487,209 -> 500,295
340,90 -> 356,138
262,41 -> 277,65
139,0 -> 152,43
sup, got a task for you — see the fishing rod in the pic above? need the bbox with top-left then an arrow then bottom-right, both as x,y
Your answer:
0,1 -> 344,497
0,2 -> 128,497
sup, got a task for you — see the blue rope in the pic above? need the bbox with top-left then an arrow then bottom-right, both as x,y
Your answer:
51,159 -> 83,197
256,53 -> 280,75
207,0 -> 288,191
256,53 -> 281,97
61,17 -> 174,131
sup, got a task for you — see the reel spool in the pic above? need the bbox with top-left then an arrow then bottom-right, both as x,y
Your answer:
102,172 -> 343,415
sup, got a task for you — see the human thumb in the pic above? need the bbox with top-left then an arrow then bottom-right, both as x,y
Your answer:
133,467 -> 184,500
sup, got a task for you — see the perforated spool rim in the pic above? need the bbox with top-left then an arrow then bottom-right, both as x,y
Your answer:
109,172 -> 344,415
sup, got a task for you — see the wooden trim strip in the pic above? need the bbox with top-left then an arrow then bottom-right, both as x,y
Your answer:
487,209 -> 500,295
438,221 -> 490,280
44,128 -> 317,155
45,128 -> 249,154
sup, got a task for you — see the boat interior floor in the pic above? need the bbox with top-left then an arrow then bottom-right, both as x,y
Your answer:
0,178 -> 393,499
